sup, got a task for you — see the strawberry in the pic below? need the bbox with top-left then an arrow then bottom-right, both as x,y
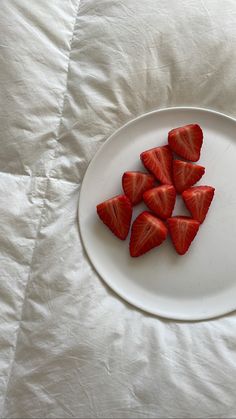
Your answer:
140,145 -> 173,185
182,186 -> 215,224
122,171 -> 155,205
173,160 -> 205,194
130,211 -> 168,257
168,124 -> 203,162
167,216 -> 200,255
97,194 -> 132,240
143,185 -> 176,219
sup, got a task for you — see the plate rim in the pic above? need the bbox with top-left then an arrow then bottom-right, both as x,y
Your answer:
78,106 -> 236,321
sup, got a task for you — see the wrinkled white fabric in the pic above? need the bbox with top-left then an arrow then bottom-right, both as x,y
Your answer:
1,0 -> 236,418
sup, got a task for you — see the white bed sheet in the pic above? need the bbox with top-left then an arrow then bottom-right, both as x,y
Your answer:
1,0 -> 236,418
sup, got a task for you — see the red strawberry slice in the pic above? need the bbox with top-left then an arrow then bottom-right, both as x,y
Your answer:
97,194 -> 132,240
182,186 -> 215,224
122,171 -> 155,205
168,124 -> 203,161
167,216 -> 200,255
173,160 -> 205,193
140,145 -> 173,185
143,185 -> 176,219
130,211 -> 168,257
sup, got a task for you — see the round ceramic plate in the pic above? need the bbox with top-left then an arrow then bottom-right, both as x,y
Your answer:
78,107 -> 236,320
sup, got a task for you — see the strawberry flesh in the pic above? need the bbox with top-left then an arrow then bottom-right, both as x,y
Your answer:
140,145 -> 173,185
182,186 -> 215,224
97,194 -> 132,240
168,124 -> 203,162
122,171 -> 155,205
173,160 -> 205,193
130,211 -> 168,257
167,216 -> 200,255
143,185 -> 176,219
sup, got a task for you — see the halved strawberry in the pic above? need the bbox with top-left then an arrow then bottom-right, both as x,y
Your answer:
140,145 -> 173,185
122,171 -> 155,205
130,211 -> 167,257
173,160 -> 205,193
182,186 -> 215,224
143,185 -> 176,219
168,124 -> 203,161
167,216 -> 200,255
97,194 -> 132,240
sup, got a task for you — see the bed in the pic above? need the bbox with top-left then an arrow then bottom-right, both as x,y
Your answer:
1,0 -> 236,417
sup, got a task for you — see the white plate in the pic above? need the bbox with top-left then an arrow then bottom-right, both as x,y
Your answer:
78,107 -> 236,321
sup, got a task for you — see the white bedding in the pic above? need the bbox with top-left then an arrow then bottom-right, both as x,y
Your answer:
1,1 -> 236,418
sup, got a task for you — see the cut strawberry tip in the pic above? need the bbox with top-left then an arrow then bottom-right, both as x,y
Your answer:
182,186 -> 215,224
143,185 -> 176,219
140,145 -> 173,185
122,171 -> 155,205
130,211 -> 168,257
167,216 -> 200,255
168,124 -> 203,162
97,194 -> 132,240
